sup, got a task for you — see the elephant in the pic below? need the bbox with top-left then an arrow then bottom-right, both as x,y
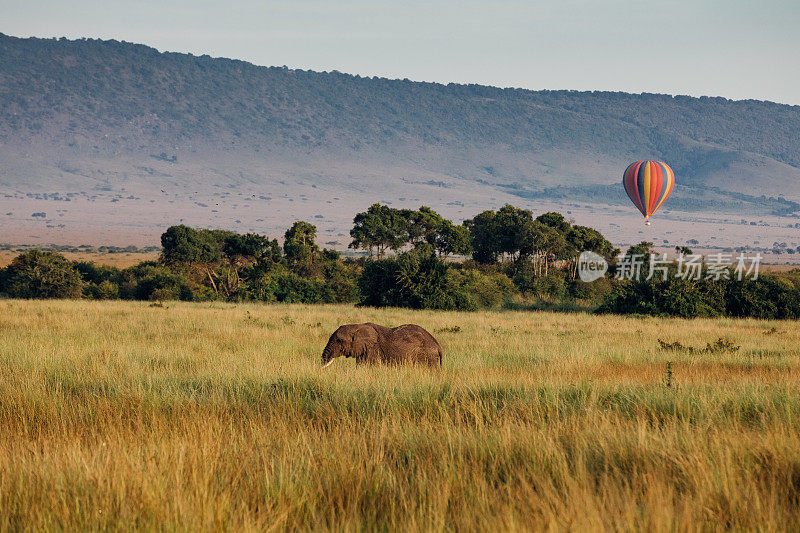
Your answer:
321,323 -> 443,368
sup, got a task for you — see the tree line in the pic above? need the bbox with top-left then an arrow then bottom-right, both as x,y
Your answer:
1,203 -> 798,319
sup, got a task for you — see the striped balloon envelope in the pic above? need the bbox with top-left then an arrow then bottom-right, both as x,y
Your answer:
622,161 -> 675,225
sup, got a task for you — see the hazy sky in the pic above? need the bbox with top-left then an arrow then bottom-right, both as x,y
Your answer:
3,0 -> 799,105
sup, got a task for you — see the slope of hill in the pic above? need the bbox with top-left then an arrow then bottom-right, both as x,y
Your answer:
1,33 -> 799,249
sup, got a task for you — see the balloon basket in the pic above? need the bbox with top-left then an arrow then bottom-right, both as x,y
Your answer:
645,220 -> 651,226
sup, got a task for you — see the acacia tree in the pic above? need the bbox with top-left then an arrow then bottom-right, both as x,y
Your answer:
402,206 -> 443,247
221,233 -> 282,295
535,212 -> 571,234
160,225 -> 223,294
224,233 -> 281,267
284,221 -> 319,265
435,220 -> 472,258
466,205 -> 538,263
560,224 -> 619,279
464,209 -> 500,264
350,203 -> 407,259
494,205 -> 535,261
520,221 -> 568,276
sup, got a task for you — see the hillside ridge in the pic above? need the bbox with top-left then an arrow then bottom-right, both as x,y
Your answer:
1,33 -> 799,249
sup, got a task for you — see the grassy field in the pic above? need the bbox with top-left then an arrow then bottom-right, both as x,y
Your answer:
1,300 -> 799,531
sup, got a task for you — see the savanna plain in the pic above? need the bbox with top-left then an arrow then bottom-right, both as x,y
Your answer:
1,300 -> 799,531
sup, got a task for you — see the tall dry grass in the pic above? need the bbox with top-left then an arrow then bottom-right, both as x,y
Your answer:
1,300 -> 799,531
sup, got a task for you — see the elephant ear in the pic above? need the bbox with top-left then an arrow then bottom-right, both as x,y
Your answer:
352,325 -> 380,362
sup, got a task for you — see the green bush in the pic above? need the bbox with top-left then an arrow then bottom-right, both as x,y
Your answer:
598,276 -> 724,318
320,261 -> 360,303
452,268 -> 515,308
74,261 -> 124,300
568,277 -> 613,302
122,264 -> 194,301
513,266 -> 567,300
724,276 -> 800,319
0,267 -> 8,295
358,259 -> 400,308
3,250 -> 84,299
359,250 -> 474,310
247,271 -> 327,303
85,279 -> 121,300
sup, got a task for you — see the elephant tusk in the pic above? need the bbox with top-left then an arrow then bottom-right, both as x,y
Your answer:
321,360 -> 335,369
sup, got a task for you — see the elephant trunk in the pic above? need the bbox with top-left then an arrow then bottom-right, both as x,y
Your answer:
321,342 -> 333,366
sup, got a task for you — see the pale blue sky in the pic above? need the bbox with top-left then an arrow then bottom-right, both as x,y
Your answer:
3,0 -> 799,105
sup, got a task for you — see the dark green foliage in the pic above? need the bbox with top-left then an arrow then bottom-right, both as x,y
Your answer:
724,276 -> 800,319
451,269 -> 515,308
513,267 -> 568,300
625,241 -> 655,259
359,250 -> 474,310
392,250 -> 469,310
597,259 -> 800,319
283,221 -> 319,265
85,280 -> 120,300
319,259 -> 360,303
248,271 -> 327,304
224,233 -> 281,266
357,260 -> 400,308
598,276 -> 724,318
434,220 -> 472,257
350,204 -> 473,260
466,206 -> 605,267
122,263 -> 194,301
535,212 -> 571,233
402,206 -> 443,247
350,204 -> 409,259
1,209 -> 797,319
358,249 -> 516,310
463,209 -> 500,264
160,225 -> 221,265
74,261 -> 124,300
3,249 -> 84,299
0,266 -> 8,295
568,277 -> 613,302
567,225 -> 619,262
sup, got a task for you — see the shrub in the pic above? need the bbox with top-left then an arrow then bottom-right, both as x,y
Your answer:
568,277 -> 612,302
85,279 -> 120,300
3,250 -> 84,299
598,276 -> 724,318
320,261 -> 360,303
0,267 -> 8,295
724,276 -> 800,319
74,261 -> 123,300
123,264 -> 194,301
452,268 -> 515,308
358,259 -> 400,308
359,250 -> 474,310
513,265 -> 567,300
247,271 -> 327,303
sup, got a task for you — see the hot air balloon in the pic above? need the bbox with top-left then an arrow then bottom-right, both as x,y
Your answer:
622,161 -> 674,225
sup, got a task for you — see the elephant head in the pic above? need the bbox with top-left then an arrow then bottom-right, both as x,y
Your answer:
321,324 -> 380,367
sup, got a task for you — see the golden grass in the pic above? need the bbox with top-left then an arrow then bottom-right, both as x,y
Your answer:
0,250 -> 159,268
1,300 -> 799,531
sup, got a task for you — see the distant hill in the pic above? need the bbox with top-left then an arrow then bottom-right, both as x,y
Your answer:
1,33 -> 799,248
